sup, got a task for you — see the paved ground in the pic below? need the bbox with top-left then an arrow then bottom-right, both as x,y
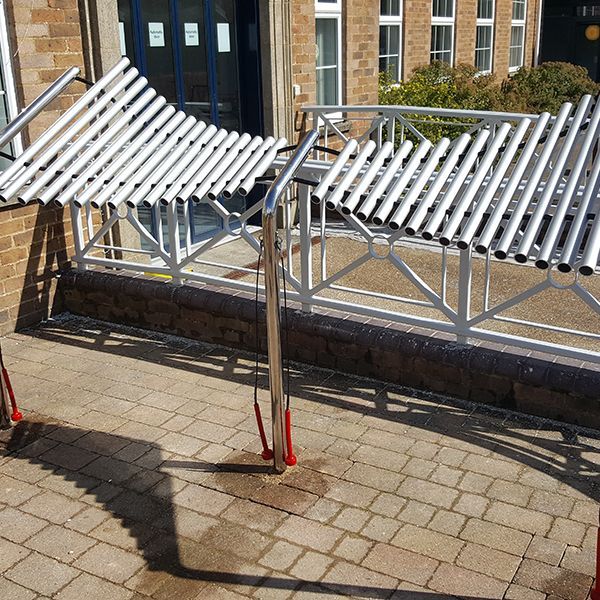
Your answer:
0,314 -> 598,600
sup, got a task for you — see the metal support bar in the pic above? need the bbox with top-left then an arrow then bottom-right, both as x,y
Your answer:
262,130 -> 319,474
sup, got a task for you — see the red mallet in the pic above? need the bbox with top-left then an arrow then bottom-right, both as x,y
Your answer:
591,508 -> 600,600
0,348 -> 21,422
284,408 -> 297,466
254,402 -> 273,461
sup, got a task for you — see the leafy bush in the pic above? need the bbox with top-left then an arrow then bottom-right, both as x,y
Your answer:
500,62 -> 600,114
379,61 -> 600,143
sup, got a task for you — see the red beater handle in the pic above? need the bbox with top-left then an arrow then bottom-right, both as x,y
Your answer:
284,408 -> 297,466
254,402 -> 273,460
2,368 -> 21,421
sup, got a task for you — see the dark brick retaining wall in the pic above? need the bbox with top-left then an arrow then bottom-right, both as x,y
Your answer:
59,269 -> 600,430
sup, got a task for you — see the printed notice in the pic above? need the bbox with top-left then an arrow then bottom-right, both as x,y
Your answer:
148,22 -> 165,47
184,22 -> 199,46
217,22 -> 230,53
118,22 -> 127,56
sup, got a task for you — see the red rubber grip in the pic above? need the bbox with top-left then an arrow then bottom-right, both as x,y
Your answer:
254,403 -> 273,460
284,409 -> 297,466
2,367 -> 21,421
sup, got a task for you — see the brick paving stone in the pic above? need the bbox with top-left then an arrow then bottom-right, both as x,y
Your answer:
302,498 -> 342,524
156,432 -> 207,457
484,500 -> 553,536
251,484 -> 318,516
360,515 -> 400,543
397,477 -> 458,509
24,524 -> 96,563
0,506 -> 48,543
173,483 -> 235,516
561,545 -> 596,577
504,584 -> 547,600
198,405 -> 247,428
428,563 -> 508,599
39,443 -> 98,472
460,518 -> 532,556
155,505 -> 218,541
0,577 -> 37,600
81,456 -> 142,484
294,449 -> 352,478
274,515 -> 342,552
525,535 -> 567,566
397,500 -> 436,527
56,573 -> 135,600
453,492 -> 489,518
326,438 -> 359,459
406,440 -> 440,460
5,552 -> 79,595
487,479 -> 534,507
290,551 -> 333,580
0,459 -> 50,484
65,506 -> 109,534
428,509 -> 466,537
401,457 -> 436,479
363,542 -> 438,586
89,516 -> 156,551
456,541 -> 521,581
548,517 -> 587,546
391,523 -> 464,562
0,474 -> 40,506
104,383 -> 152,403
350,444 -> 408,473
570,500 -> 598,525
222,498 -> 287,533
0,537 -> 30,572
357,429 -> 414,454
123,405 -> 173,427
458,471 -> 493,494
331,507 -> 370,532
324,480 -> 379,508
343,462 -> 402,493
113,421 -> 166,444
183,419 -> 236,444
529,489 -> 576,517
19,490 -> 83,524
429,464 -> 462,487
37,469 -> 100,499
73,411 -> 127,434
259,541 -> 304,571
162,414 -> 195,432
333,535 -> 372,563
514,558 -> 593,600
461,454 -> 521,481
434,446 -> 467,467
322,561 -> 398,597
369,492 -> 404,518
73,542 -> 145,584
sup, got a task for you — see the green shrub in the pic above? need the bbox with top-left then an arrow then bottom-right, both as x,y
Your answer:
379,61 -> 600,144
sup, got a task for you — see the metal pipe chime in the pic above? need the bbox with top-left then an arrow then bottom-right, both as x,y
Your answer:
262,130 -> 319,473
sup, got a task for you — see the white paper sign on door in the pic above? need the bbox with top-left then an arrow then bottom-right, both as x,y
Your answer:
217,23 -> 230,53
184,22 -> 199,46
118,22 -> 127,56
148,22 -> 165,47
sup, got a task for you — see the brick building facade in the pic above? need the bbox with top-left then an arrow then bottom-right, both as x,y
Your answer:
0,0 -> 542,334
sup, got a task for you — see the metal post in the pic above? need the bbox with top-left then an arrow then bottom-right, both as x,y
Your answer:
262,130 -> 319,474
70,202 -> 88,271
166,201 -> 183,285
456,246 -> 472,344
298,182 -> 313,312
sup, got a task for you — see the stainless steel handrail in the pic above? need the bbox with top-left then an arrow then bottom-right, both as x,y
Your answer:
262,129 -> 319,473
0,66 -> 80,150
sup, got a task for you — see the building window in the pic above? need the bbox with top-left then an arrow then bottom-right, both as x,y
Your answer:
315,0 -> 342,105
0,0 -> 21,170
379,0 -> 403,81
431,0 -> 455,65
475,0 -> 494,73
509,0 -> 526,71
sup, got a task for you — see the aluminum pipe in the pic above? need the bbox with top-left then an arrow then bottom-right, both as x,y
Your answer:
53,96 -> 167,207
0,67 -> 79,150
536,98 -> 600,269
371,140 -> 432,226
207,136 -> 263,200
106,115 -> 197,209
21,78 -> 151,205
439,122 -> 512,245
494,102 -> 574,260
324,140 -> 376,210
89,110 -> 185,209
0,68 -> 140,202
126,121 -> 208,208
341,141 -> 393,215
474,112 -> 551,254
356,140 -> 413,222
238,137 -> 289,197
0,58 -> 130,192
222,137 -> 277,199
391,137 -> 453,232
74,105 -> 176,208
514,96 -> 592,264
457,118 -> 532,250
310,139 -> 358,204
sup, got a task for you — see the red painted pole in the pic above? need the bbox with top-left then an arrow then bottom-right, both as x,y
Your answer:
254,402 -> 273,461
591,508 -> 600,600
2,367 -> 22,421
284,408 -> 297,466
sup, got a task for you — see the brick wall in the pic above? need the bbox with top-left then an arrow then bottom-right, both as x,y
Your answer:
59,269 -> 600,430
0,0 -> 85,333
455,1 -> 477,65
403,0 -> 432,76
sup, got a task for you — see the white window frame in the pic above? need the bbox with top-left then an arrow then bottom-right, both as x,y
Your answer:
315,0 -> 342,110
475,0 -> 495,74
0,0 -> 22,158
379,1 -> 403,81
509,0 -> 526,72
430,0 -> 455,66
